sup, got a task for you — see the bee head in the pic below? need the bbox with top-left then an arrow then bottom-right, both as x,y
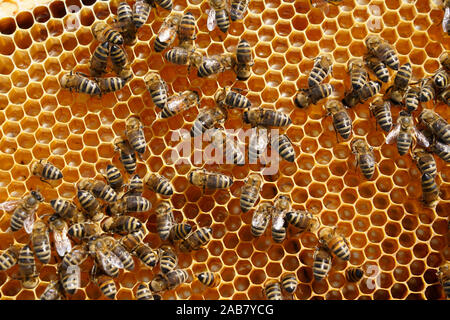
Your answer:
31,190 -> 44,202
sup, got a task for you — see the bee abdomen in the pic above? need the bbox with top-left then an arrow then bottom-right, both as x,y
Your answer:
135,245 -> 159,267
230,2 -> 246,21
126,196 -> 151,212
42,163 -> 63,180
110,45 -> 127,69
10,209 -> 28,231
33,237 -> 51,263
420,85 -> 435,102
421,173 -> 438,193
155,0 -> 173,10
236,39 -> 252,64
251,223 -> 267,237
104,28 -> 123,45
333,111 -> 352,139
313,257 -> 331,281
206,174 -> 233,189
197,60 -> 222,77
417,159 -> 437,177
165,47 -> 189,65
132,1 -> 151,28
394,63 -> 412,88
240,188 -> 258,212
170,223 -> 192,240
271,226 -> 286,243
308,67 -> 329,87
225,91 -> 251,109
372,61 -> 390,83
216,10 -> 230,33
346,268 -> 364,282
92,184 -> 118,203
432,141 -> 450,162
98,77 -> 126,93
154,178 -> 174,196
330,240 -> 350,261
136,282 -> 154,300
276,135 -> 295,162
359,154 -> 375,179
106,164 -> 123,190
0,250 -> 18,270
119,151 -> 137,174
434,70 -> 449,89
77,190 -> 99,212
374,110 -> 393,132
281,273 -> 297,293
264,281 -> 282,300
79,77 -> 101,95
197,272 -> 219,287
98,275 -> 117,299
397,132 -> 412,155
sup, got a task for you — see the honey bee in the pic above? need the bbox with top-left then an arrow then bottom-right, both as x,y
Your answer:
76,190 -> 102,220
364,54 -> 390,83
60,245 -> 88,269
92,21 -> 124,45
166,269 -> 189,290
60,71 -> 101,96
230,0 -> 249,21
369,97 -> 393,132
144,173 -> 174,196
345,267 -> 364,282
78,178 -> 118,203
119,230 -> 145,253
125,115 -> 146,155
431,139 -> 450,162
161,90 -> 200,118
179,227 -> 213,252
31,220 -> 51,264
96,77 -> 127,95
243,107 -> 292,127
413,148 -> 437,178
4,190 -> 43,233
319,227 -> 350,261
114,137 -> 137,174
155,0 -> 173,11
40,280 -> 64,300
236,39 -> 253,65
188,169 -> 233,190
443,0 -> 450,34
0,244 -> 22,271
50,199 -> 77,221
48,214 -> 72,257
18,245 -> 38,289
240,173 -> 263,213
127,174 -> 144,196
105,164 -> 123,191
285,210 -> 320,233
207,0 -> 230,33
197,271 -> 220,287
308,54 -> 333,87
348,58 -> 368,91
134,243 -> 160,267
93,272 -> 117,299
169,223 -> 192,241
325,100 -> 352,140
110,239 -> 135,271
31,159 -> 63,181
165,46 -> 192,65
418,78 -> 436,102
351,138 -> 376,180
155,201 -> 174,241
115,1 -> 137,45
343,81 -> 382,107
419,109 -> 450,145
210,129 -> 245,165
135,282 -> 155,300
59,264 -> 81,295
365,34 -> 399,70
110,44 -> 128,75
386,62 -> 412,104
264,280 -> 282,300
251,202 -> 272,237
271,133 -> 296,162
154,13 -> 182,52
437,262 -> 450,299
102,216 -> 143,235
440,87 -> 450,105
421,172 -> 440,208
234,63 -> 252,81
280,273 -> 297,294
440,51 -> 450,71
294,84 -> 334,109
159,245 -> 178,274
89,236 -> 124,277
178,12 -> 196,44
312,246 -> 332,281
68,221 -> 102,240
404,86 -> 420,113
271,195 -> 290,243
89,42 -> 109,77
144,71 -> 169,109
132,0 -> 151,29
214,86 -> 251,109
190,105 -> 227,137
197,53 -> 235,78
248,126 -> 269,163
106,196 -> 151,216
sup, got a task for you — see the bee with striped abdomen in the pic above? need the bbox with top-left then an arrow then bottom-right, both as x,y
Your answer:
102,216 -> 142,235
325,99 -> 352,140
159,245 -> 178,274
197,53 -> 235,78
346,267 -> 364,282
210,129 -> 245,165
48,214 -> 72,257
197,271 -> 220,287
135,282 -> 157,300
421,172 -> 440,208
190,105 -> 227,137
154,13 -> 182,52
105,164 -> 123,191
387,62 -> 412,105
40,280 -> 64,300
251,202 -> 272,237
68,221 -> 102,240
110,44 -> 128,75
106,196 -> 151,216
134,243 -> 159,267
88,236 -> 124,277
31,220 -> 51,264
271,133 -> 296,162
127,174 -> 144,196
161,90 -> 200,118
413,148 -> 437,178
404,86 -> 420,113
93,273 -> 117,299
155,201 -> 174,241
430,139 -> 450,162
285,210 -> 320,233
280,273 -> 297,294
308,54 -> 333,87
60,71 -> 101,96
243,108 -> 292,127
50,199 -> 78,221
437,262 -> 450,299
207,0 -> 230,33
114,137 -> 137,174
119,229 -> 146,252
7,190 -> 43,233
433,68 -> 449,89
271,195 -> 290,243
178,12 -> 197,44
169,223 -> 192,241
179,227 -> 213,252
351,138 -> 376,180
96,77 -> 127,95
418,78 -> 436,102
59,264 -> 81,295
365,34 -> 399,70
132,0 -> 151,29
144,173 -> 174,196
230,0 -> 249,21
188,169 -> 233,190
60,245 -> 88,270
294,83 -> 334,109
440,51 -> 450,71
89,42 -> 109,77
0,244 -> 22,271
18,244 -> 39,289
240,173 -> 263,213
125,115 -> 146,155
369,97 -> 393,132
236,39 -> 253,65
318,227 -> 350,261
154,0 -> 173,11
248,126 -> 269,163
92,21 -> 124,45
115,1 -> 137,45
343,80 -> 382,108
110,239 -> 135,271
364,54 -> 390,83
312,246 -> 332,281
348,58 -> 368,91
165,46 -> 191,65
144,72 -> 169,109
264,280 -> 282,300
440,87 -> 450,105
234,62 -> 252,81
214,86 -> 251,109
77,178 -> 118,203
419,109 -> 450,145
166,269 -> 189,290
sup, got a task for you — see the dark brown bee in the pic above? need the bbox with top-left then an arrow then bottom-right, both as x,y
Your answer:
387,62 -> 412,105
77,178 -> 118,203
110,44 -> 128,75
271,133 -> 296,162
18,245 -> 38,289
0,244 -> 22,271
421,172 -> 439,208
440,87 -> 450,105
114,137 -> 137,174
144,71 -> 169,109
107,196 -> 151,216
295,84 -> 334,108
346,267 -> 364,282
115,1 -> 137,45
351,138 -> 376,180
413,148 -> 437,178
179,227 -> 213,252
144,173 -> 174,196
264,280 -> 282,300
8,190 -> 43,233
318,227 -> 350,261
89,42 -> 109,77
208,0 -> 230,33
243,108 -> 292,127
308,54 -> 332,87
60,71 -> 101,96
48,214 -> 72,257
134,243 -> 159,267
110,240 -> 135,271
161,90 -> 200,118
312,246 -> 332,281
188,169 -> 233,189
31,220 -> 51,264
197,53 -> 235,78
369,97 -> 393,132
437,262 -> 450,299
155,0 -> 173,11
364,54 -> 390,83
190,105 -> 227,137
404,86 -> 420,113
166,269 -> 189,290
285,210 -> 320,233
348,58 -> 368,91
92,21 -> 124,45
154,13 -> 182,52
102,216 -> 142,234
419,78 -> 436,102
343,81 -> 381,108
125,115 -> 146,154
159,245 -> 178,274
214,86 -> 251,109
433,69 -> 449,89
178,12 -> 196,43
280,273 -> 297,294
135,282 -> 158,300
169,223 -> 192,241
132,0 -> 151,29
240,173 -> 263,213
127,174 -> 144,196
365,34 -> 399,70
40,280 -> 64,300
236,39 -> 253,65
197,271 -> 220,287
234,62 -> 252,81
155,201 -> 174,241
105,164 -> 123,191
96,77 -> 127,94
68,222 -> 102,240
119,230 -> 146,253
419,109 -> 450,145
325,100 -> 352,139
210,129 -> 245,165
50,199 -> 78,221
251,202 -> 272,237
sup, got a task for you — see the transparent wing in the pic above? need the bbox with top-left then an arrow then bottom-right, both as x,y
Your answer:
0,201 -> 19,212
272,212 -> 285,231
252,212 -> 265,228
443,7 -> 450,33
99,251 -> 124,270
23,213 -> 35,234
415,127 -> 430,147
385,124 -> 400,144
207,9 -> 217,31
54,227 -> 72,257
158,26 -> 175,43
66,265 -> 81,289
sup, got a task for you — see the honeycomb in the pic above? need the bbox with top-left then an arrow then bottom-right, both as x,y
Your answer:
0,0 -> 449,300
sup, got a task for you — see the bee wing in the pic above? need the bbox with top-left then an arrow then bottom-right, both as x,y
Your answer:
385,124 -> 400,144
443,7 -> 450,33
23,213 -> 35,234
54,228 -> 72,257
271,212 -> 285,230
0,200 -> 19,212
99,251 -> 124,269
207,9 -> 217,31
414,127 -> 430,148
66,265 -> 81,289
158,26 -> 175,43
252,212 -> 265,227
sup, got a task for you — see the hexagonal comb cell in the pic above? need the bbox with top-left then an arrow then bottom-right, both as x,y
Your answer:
0,0 -> 448,301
